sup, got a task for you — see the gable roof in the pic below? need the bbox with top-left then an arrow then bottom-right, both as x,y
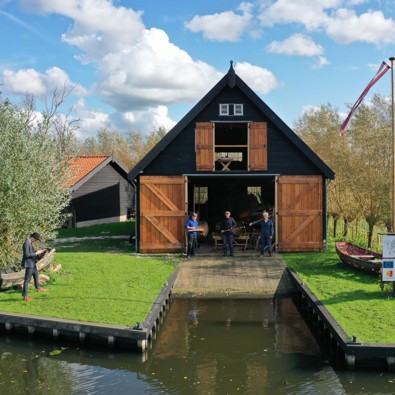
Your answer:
128,62 -> 334,180
68,155 -> 129,191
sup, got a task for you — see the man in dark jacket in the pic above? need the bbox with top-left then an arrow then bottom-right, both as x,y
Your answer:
220,211 -> 236,256
249,212 -> 274,257
21,232 -> 47,301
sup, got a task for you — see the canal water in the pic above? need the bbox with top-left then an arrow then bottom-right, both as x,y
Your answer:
0,298 -> 393,395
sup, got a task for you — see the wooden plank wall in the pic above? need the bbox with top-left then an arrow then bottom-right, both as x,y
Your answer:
139,176 -> 186,253
277,175 -> 323,252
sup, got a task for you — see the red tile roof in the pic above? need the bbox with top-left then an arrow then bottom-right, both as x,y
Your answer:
68,156 -> 110,188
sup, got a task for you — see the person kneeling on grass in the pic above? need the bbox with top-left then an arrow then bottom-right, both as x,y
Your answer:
21,232 -> 48,301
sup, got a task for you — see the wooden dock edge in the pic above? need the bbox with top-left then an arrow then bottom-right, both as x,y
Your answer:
0,268 -> 179,353
287,267 -> 395,371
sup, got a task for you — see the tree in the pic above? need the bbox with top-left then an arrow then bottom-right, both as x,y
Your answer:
78,127 -> 168,171
79,128 -> 133,169
26,83 -> 80,158
294,96 -> 392,247
294,104 -> 357,236
347,94 -> 391,246
145,127 -> 167,151
0,97 -> 72,268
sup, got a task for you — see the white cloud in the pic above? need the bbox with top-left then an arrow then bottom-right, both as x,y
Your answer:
312,56 -> 330,69
185,7 -> 253,41
258,0 -> 336,30
73,99 -> 176,138
18,0 -> 223,135
2,67 -> 87,97
97,28 -> 222,112
120,106 -> 176,133
72,99 -> 110,137
267,33 -> 324,56
235,62 -> 279,94
345,0 -> 368,5
258,0 -> 395,46
326,9 -> 395,45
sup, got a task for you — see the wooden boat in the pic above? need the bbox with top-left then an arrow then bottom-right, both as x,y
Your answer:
0,248 -> 56,291
335,241 -> 382,275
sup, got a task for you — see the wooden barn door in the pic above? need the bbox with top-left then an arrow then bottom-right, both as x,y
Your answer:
195,122 -> 214,171
139,176 -> 187,253
277,175 -> 323,252
248,122 -> 267,171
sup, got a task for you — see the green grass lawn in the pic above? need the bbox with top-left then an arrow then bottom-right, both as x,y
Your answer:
283,243 -> 395,344
0,221 -> 178,326
55,221 -> 135,238
1,222 -> 393,343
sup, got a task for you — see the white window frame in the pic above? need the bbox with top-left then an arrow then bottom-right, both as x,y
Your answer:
219,104 -> 229,116
234,103 -> 244,116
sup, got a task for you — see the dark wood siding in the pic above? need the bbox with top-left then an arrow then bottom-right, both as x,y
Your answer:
141,86 -> 324,177
130,73 -> 332,253
73,184 -> 119,222
72,164 -> 132,225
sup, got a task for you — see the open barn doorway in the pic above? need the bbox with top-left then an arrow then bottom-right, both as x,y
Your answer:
186,176 -> 276,251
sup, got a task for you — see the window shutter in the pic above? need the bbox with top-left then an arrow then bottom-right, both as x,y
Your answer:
248,122 -> 267,170
195,122 -> 214,171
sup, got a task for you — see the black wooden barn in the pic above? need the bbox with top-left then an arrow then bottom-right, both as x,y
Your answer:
128,63 -> 334,253
67,156 -> 133,228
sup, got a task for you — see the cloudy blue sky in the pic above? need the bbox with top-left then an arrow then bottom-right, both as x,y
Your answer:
1,0 -> 395,138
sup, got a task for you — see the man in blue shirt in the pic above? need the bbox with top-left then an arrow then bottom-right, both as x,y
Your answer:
185,213 -> 199,258
220,211 -> 236,257
249,212 -> 274,257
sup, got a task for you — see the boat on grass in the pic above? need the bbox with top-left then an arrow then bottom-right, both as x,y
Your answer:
0,248 -> 56,291
335,241 -> 382,275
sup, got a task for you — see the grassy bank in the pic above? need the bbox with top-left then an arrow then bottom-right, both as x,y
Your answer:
1,222 -> 393,343
283,243 -> 395,343
0,221 -> 179,326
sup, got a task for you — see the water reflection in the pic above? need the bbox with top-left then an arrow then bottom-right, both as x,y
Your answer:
147,298 -> 327,394
0,298 -> 394,394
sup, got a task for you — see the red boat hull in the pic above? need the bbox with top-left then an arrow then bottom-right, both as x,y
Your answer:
335,242 -> 382,275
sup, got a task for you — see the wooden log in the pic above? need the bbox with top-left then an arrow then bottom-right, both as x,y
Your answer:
0,249 -> 56,291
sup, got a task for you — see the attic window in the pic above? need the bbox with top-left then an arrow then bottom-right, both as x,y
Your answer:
219,104 -> 244,116
219,104 -> 229,116
234,104 -> 243,115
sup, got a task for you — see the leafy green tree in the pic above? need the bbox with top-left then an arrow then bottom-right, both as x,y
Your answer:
79,128 -> 134,169
127,126 -> 167,169
78,127 -> 168,171
0,97 -> 71,268
295,97 -> 392,247
347,94 -> 391,246
294,104 -> 357,236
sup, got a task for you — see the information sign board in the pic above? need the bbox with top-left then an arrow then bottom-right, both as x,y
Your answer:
382,235 -> 395,281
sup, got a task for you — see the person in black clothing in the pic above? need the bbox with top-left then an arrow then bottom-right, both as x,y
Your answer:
21,232 -> 48,301
220,211 -> 236,256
